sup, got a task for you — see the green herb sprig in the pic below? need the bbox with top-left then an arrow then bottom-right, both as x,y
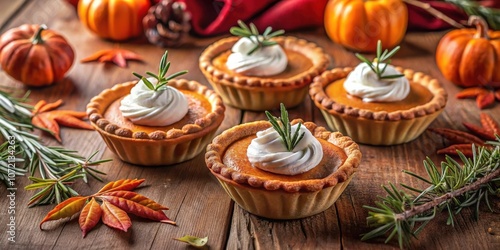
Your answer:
0,88 -> 108,206
133,50 -> 188,91
355,40 -> 404,80
445,0 -> 500,30
362,140 -> 500,249
265,103 -> 305,152
230,20 -> 285,55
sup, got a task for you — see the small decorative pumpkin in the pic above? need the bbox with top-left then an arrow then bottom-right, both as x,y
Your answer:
0,24 -> 75,87
78,0 -> 151,41
324,0 -> 408,52
436,16 -> 500,88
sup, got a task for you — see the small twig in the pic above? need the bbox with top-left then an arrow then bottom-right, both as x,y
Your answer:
395,167 -> 500,221
403,0 -> 465,28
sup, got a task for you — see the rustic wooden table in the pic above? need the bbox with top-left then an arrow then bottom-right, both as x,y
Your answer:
1,0 -> 499,249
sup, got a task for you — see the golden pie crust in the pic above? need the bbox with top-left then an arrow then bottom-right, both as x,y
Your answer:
199,36 -> 329,111
87,79 -> 225,166
205,119 -> 362,219
309,67 -> 447,145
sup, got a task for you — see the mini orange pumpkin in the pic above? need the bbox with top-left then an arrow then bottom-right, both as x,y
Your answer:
436,16 -> 500,88
0,24 -> 75,87
78,0 -> 151,41
324,0 -> 408,52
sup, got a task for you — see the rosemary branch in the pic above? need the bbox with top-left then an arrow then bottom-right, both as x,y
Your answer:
230,20 -> 285,55
445,0 -> 500,30
362,141 -> 500,248
133,50 -> 188,91
265,103 -> 305,152
355,41 -> 404,80
0,88 -> 109,206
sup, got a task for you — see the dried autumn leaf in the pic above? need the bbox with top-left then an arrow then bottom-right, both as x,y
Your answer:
31,99 -> 93,142
38,179 -> 174,237
102,190 -> 169,211
97,179 -> 145,194
79,198 -> 102,237
80,48 -> 143,68
428,127 -> 484,145
175,235 -> 208,248
40,196 -> 88,229
463,122 -> 496,141
98,195 -> 175,225
455,87 -> 489,99
480,112 -> 500,135
101,199 -> 132,232
437,144 -> 474,157
476,92 -> 495,109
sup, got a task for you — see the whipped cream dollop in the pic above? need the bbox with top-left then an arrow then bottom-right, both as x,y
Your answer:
344,63 -> 410,102
226,36 -> 287,76
246,124 -> 323,175
119,78 -> 188,126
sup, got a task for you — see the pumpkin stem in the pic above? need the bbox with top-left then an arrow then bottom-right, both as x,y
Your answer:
32,24 -> 48,44
469,15 -> 489,40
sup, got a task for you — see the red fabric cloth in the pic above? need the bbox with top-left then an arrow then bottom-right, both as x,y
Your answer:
172,0 -> 500,36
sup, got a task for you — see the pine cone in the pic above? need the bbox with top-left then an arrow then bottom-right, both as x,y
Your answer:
143,0 -> 191,47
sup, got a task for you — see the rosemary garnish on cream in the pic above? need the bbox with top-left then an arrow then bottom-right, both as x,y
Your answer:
265,103 -> 305,152
355,40 -> 404,80
229,20 -> 285,55
133,50 -> 188,91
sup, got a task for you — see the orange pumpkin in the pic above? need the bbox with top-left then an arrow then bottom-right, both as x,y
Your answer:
0,24 -> 74,87
436,16 -> 500,88
78,0 -> 151,41
324,0 -> 408,52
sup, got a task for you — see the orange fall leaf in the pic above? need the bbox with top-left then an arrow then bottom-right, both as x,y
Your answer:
38,179 -> 174,237
31,99 -> 93,142
101,199 -> 132,232
80,48 -> 144,68
79,198 -> 102,238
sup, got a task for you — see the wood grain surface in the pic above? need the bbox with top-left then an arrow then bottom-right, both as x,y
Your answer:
1,0 -> 499,249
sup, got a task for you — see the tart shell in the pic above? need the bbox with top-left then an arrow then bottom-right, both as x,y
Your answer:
205,119 -> 362,219
309,67 -> 447,145
199,36 -> 329,111
87,79 -> 225,166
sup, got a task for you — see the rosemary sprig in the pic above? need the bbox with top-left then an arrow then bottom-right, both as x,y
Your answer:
0,88 -> 109,206
133,50 -> 188,91
265,103 -> 305,152
355,40 -> 404,80
445,0 -> 500,30
362,140 -> 500,249
230,20 -> 285,55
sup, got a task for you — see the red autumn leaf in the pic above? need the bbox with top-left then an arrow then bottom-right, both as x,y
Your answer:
101,200 -> 132,232
31,99 -> 93,143
480,112 -> 500,135
98,195 -> 175,225
97,179 -> 145,194
79,198 -> 102,237
462,122 -> 496,141
102,190 -> 169,211
455,87 -> 489,99
476,92 -> 495,109
40,197 -> 88,229
80,48 -> 144,68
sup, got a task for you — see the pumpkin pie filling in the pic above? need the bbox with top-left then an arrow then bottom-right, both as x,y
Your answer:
222,135 -> 347,182
103,90 -> 212,134
326,78 -> 434,112
212,50 -> 314,80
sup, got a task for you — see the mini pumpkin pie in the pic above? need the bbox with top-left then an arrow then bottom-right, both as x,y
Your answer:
205,105 -> 361,219
87,51 -> 225,166
199,21 -> 328,111
309,44 -> 447,145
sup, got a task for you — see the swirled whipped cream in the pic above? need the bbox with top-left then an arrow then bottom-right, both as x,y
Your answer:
344,63 -> 410,102
226,36 -> 287,76
246,124 -> 323,175
119,78 -> 188,126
